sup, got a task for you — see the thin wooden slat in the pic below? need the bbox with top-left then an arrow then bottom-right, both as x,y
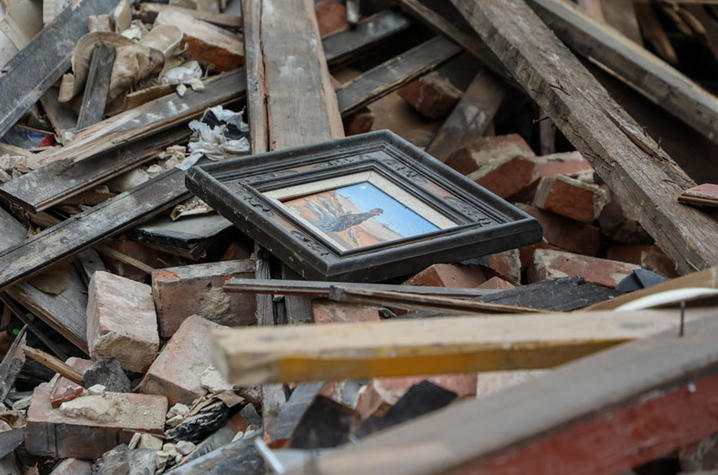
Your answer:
136,3 -> 242,28
0,0 -> 118,139
529,0 -> 718,146
211,309 -> 700,386
336,36 -> 463,116
76,44 -> 115,130
304,308 -> 718,475
450,0 -> 718,274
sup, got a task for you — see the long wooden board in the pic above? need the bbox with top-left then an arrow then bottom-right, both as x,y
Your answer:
304,307 -> 718,475
529,0 -> 718,146
211,309 -> 701,386
450,0 -> 718,274
0,0 -> 118,139
0,168 -> 189,292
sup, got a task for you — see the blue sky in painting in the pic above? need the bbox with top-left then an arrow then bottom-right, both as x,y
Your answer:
336,182 -> 438,238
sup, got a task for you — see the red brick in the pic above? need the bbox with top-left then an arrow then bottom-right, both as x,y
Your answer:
468,156 -> 540,199
50,458 -> 92,475
445,134 -> 534,175
343,108 -> 374,136
140,315 -> 221,406
533,175 -> 608,223
518,239 -> 563,272
26,383 -> 167,459
679,433 -> 718,471
403,263 -> 492,288
87,271 -> 159,373
516,203 -> 602,256
155,10 -> 244,72
488,249 -> 520,284
477,276 -> 516,290
598,199 -> 652,244
398,72 -> 462,120
531,151 -> 593,178
49,358 -> 92,408
152,259 -> 256,338
355,374 -> 477,420
607,244 -> 678,278
678,183 -> 718,208
312,300 -> 381,324
315,0 -> 348,36
528,248 -> 639,288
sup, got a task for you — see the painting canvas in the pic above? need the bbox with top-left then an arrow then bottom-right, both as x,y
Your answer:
283,181 -> 440,250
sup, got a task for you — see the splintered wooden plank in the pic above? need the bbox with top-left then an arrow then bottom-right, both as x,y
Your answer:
529,0 -> 718,146
305,308 -> 718,475
450,0 -> 718,274
136,3 -> 242,28
0,0 -> 118,140
0,125 -> 190,212
0,168 -> 189,292
257,0 -> 343,151
426,69 -> 506,161
29,70 -> 245,169
336,36 -> 463,116
212,309 -> 697,386
76,44 -> 115,130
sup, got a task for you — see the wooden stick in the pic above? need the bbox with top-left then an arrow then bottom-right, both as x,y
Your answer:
211,309 -> 702,386
95,243 -> 154,275
22,344 -> 84,385
76,44 -> 115,130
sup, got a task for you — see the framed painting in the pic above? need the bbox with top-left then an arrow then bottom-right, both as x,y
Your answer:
185,130 -> 542,281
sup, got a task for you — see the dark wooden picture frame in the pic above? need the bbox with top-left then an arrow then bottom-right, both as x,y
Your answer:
186,130 -> 541,281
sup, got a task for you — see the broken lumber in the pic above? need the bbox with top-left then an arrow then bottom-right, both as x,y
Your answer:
529,0 -> 718,146
305,307 -> 718,475
450,0 -> 718,274
76,44 -> 115,130
0,0 -> 118,139
21,345 -> 84,386
211,309 -> 705,386
136,3 -> 243,28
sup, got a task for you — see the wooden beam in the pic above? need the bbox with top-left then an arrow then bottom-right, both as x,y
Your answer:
426,69 -> 506,161
304,308 -> 718,475
76,44 -> 115,130
336,36 -> 463,116
211,309 -> 701,386
0,0 -> 118,140
450,0 -> 718,274
0,168 -> 189,293
22,344 -> 84,385
529,0 -> 718,146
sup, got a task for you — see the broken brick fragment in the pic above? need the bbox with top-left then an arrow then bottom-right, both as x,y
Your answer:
598,198 -> 652,244
87,271 -> 159,373
468,155 -> 540,199
477,276 -> 516,290
445,134 -> 535,175
49,358 -> 93,409
315,0 -> 349,36
606,244 -> 678,278
678,183 -> 718,208
531,151 -> 593,178
398,72 -> 462,120
516,203 -> 602,256
403,263 -> 492,288
312,300 -> 381,324
488,249 -> 521,284
528,249 -> 639,288
533,175 -> 608,223
140,315 -> 223,406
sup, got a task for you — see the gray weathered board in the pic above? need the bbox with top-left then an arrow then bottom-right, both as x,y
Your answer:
0,0 -> 119,139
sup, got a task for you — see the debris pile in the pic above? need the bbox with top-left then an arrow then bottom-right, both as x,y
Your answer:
0,0 -> 718,473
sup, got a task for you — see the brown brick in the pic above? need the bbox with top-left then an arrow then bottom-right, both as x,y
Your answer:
528,248 -> 639,288
312,300 -> 381,324
152,259 -> 256,338
518,238 -> 562,272
533,175 -> 608,223
468,156 -> 540,199
516,203 -> 602,256
140,315 -> 221,406
488,249 -> 521,284
315,0 -> 348,36
445,134 -> 534,175
598,199 -> 652,244
49,358 -> 92,408
403,263 -> 492,288
606,244 -> 678,278
477,276 -> 516,290
678,183 -> 718,208
398,72 -> 462,120
355,374 -> 477,420
50,458 -> 92,475
155,10 -> 244,72
26,383 -> 167,459
87,271 -> 159,373
531,151 -> 593,178
343,108 -> 374,136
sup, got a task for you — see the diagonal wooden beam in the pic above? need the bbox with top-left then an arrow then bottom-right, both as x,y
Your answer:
448,0 -> 718,274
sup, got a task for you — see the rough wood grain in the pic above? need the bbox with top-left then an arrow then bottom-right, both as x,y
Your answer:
76,44 -> 115,130
211,309 -> 700,386
136,3 -> 242,28
451,0 -> 718,274
426,69 -> 506,161
0,0 -> 118,140
336,36 -> 463,116
304,307 -> 718,475
529,0 -> 718,146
